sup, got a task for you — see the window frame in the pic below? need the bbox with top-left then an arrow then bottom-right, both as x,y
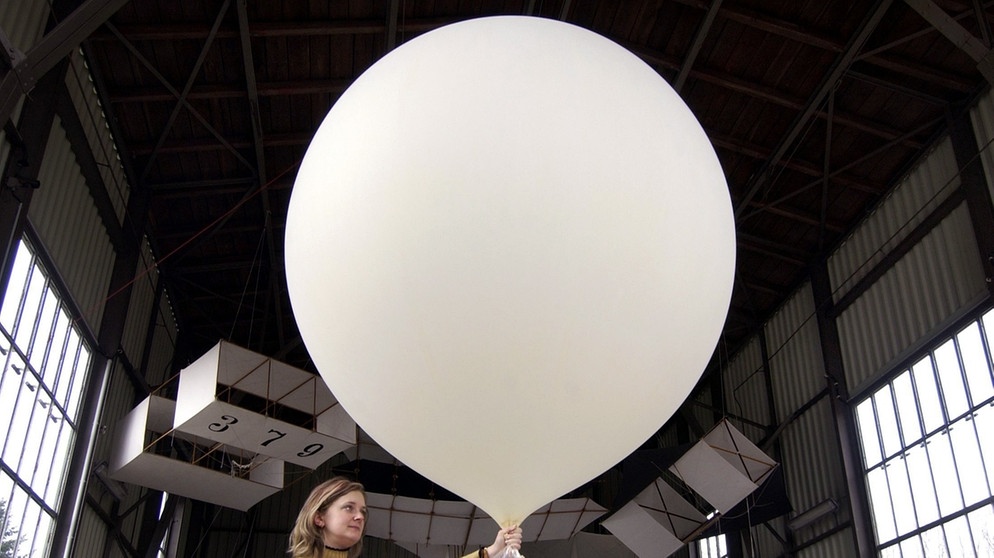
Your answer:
854,306 -> 994,556
0,237 -> 95,558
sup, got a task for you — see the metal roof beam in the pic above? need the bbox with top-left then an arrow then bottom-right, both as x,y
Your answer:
0,0 -> 128,128
674,0 -> 723,92
105,20 -> 254,175
235,0 -> 286,348
904,0 -> 994,84
735,0 -> 895,219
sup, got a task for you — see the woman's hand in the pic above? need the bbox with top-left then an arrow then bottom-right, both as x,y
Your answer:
485,524 -> 522,557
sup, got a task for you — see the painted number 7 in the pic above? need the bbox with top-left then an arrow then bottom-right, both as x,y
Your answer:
261,429 -> 287,447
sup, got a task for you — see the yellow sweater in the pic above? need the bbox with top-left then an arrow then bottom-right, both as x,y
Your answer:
319,546 -> 481,558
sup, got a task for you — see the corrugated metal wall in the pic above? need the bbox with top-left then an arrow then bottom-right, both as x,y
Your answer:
688,386 -> 718,436
72,505 -> 109,557
828,134 -> 988,393
120,241 -> 160,370
144,247 -> 180,386
837,204 -> 986,393
722,336 -> 769,441
654,423 -> 682,448
766,283 -> 826,417
713,335 -> 786,556
0,0 -> 48,51
796,530 -> 857,558
88,359 -> 152,558
65,49 -> 130,222
86,359 -> 189,558
749,521 -> 787,558
828,138 -> 959,300
756,283 -> 846,556
780,400 -> 848,534
971,89 -> 994,204
29,114 -> 115,332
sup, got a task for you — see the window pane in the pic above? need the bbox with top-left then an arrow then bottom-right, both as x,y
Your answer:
64,332 -> 86,421
701,538 -> 719,558
888,457 -> 917,536
974,403 -> 994,498
912,356 -> 944,433
894,370 -> 923,445
30,288 -> 58,373
958,322 -> 994,405
926,431 -> 964,516
967,504 -> 994,557
697,535 -> 727,558
983,307 -> 994,374
4,371 -> 35,466
899,535 -> 925,558
34,508 -> 54,558
879,544 -> 901,558
857,398 -> 882,467
20,496 -> 42,558
876,388 -> 902,458
0,243 -> 30,330
0,474 -> 16,548
7,485 -> 28,558
15,263 -> 45,351
943,515 -> 972,557
948,417 -> 988,504
905,442 -> 939,527
35,404 -> 61,506
935,339 -> 968,420
0,355 -> 26,455
868,466 -> 897,543
43,419 -> 71,506
43,308 -> 70,389
54,326 -> 79,410
20,387 -> 50,487
921,523 -> 947,557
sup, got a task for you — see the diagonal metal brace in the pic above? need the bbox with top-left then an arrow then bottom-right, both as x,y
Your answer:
0,0 -> 128,129
904,0 -> 994,85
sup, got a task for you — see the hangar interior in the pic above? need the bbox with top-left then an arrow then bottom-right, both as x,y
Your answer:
1,0 -> 994,557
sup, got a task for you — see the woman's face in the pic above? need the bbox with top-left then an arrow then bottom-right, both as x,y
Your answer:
315,490 -> 367,549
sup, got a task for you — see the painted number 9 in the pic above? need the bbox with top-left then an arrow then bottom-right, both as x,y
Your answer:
297,443 -> 324,458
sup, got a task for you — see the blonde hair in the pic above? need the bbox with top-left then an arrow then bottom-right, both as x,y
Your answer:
288,476 -> 366,558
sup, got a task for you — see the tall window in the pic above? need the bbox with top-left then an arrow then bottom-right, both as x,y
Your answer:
696,533 -> 728,558
855,307 -> 994,557
0,239 -> 92,558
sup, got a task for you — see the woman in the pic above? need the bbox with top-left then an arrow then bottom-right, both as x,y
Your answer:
289,476 -> 523,558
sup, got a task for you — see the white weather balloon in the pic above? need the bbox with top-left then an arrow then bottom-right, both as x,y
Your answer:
285,16 -> 735,526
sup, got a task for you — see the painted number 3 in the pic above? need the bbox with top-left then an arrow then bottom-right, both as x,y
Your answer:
208,414 -> 238,432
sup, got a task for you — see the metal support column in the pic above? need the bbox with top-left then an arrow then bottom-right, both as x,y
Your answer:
809,261 -> 876,557
947,108 -> 994,299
